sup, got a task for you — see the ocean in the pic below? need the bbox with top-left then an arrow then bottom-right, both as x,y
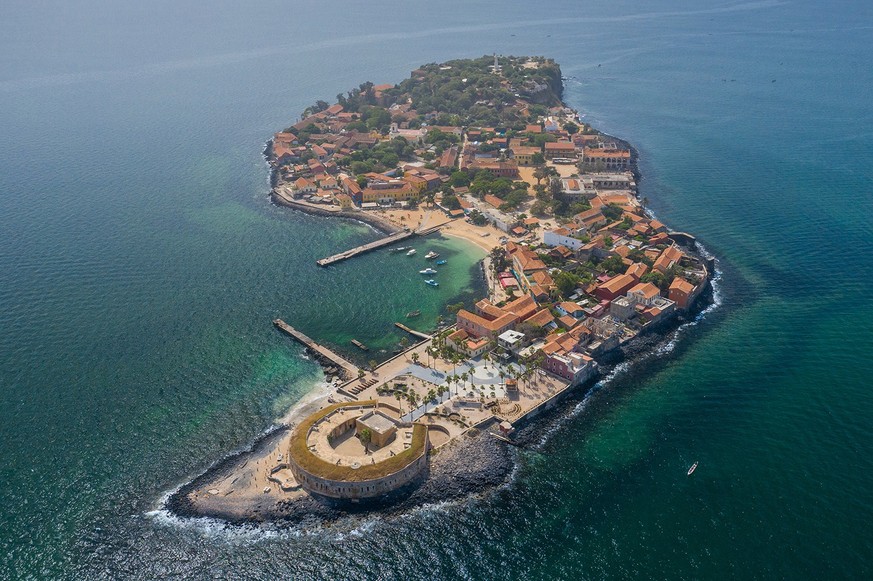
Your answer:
1,0 -> 871,578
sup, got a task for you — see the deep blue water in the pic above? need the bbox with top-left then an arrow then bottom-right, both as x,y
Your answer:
1,0 -> 872,578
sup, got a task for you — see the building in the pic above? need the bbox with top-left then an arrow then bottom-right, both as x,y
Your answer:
456,309 -> 517,340
669,277 -> 696,308
543,352 -> 596,385
544,141 -> 577,160
654,246 -> 684,273
543,227 -> 585,251
511,145 -> 541,165
582,147 -> 631,171
445,328 -> 490,357
561,178 -> 596,201
356,410 -> 398,448
497,330 -> 527,354
594,273 -> 637,301
627,282 -> 662,306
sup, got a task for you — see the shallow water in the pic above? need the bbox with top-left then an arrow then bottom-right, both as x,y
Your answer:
1,0 -> 872,578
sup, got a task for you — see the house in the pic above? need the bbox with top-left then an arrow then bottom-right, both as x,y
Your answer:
556,302 -> 586,319
543,352 -> 596,385
561,178 -> 596,201
511,145 -> 540,165
446,329 -> 491,358
497,330 -> 527,354
334,192 -> 353,209
456,309 -> 517,340
625,262 -> 649,282
582,148 -> 631,171
594,273 -> 637,301
525,308 -> 557,331
544,141 -> 577,160
543,227 -> 585,251
654,246 -> 683,273
627,282 -> 662,306
669,277 -> 696,308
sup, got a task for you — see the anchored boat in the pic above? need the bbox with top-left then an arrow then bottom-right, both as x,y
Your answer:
389,246 -> 408,253
687,461 -> 699,476
406,248 -> 417,256
419,268 -> 437,275
435,259 -> 447,265
424,279 -> 439,287
406,310 -> 421,318
424,251 -> 439,259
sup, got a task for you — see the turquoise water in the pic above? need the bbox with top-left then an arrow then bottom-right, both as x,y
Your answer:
2,0 -> 872,578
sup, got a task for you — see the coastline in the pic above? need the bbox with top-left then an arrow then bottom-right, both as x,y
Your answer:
164,275 -> 715,526
163,57 -> 718,526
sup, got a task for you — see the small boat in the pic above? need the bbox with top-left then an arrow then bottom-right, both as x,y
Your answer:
419,268 -> 437,275
424,251 -> 439,259
406,248 -> 417,256
687,461 -> 699,476
406,310 -> 421,318
351,339 -> 369,351
424,279 -> 439,287
435,259 -> 447,265
389,246 -> 408,253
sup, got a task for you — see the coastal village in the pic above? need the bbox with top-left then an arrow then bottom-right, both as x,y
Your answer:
178,56 -> 711,514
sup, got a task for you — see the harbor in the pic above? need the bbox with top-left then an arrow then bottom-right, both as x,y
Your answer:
315,230 -> 414,267
273,319 -> 360,380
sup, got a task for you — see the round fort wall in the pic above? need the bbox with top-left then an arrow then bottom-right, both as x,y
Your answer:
286,401 -> 430,500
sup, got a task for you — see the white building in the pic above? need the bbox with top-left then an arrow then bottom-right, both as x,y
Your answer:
543,227 -> 585,250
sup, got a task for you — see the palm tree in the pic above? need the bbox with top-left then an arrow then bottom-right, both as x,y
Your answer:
411,352 -> 420,366
359,428 -> 372,454
461,371 -> 469,393
395,391 -> 403,415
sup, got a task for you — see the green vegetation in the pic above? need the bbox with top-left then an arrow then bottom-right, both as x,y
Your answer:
396,56 -> 562,127
288,401 -> 427,482
341,137 -> 415,174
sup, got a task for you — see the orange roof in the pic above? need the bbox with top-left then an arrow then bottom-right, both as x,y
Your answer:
629,282 -> 661,300
670,277 -> 695,294
457,309 -> 517,333
484,194 -> 504,208
625,262 -> 649,279
599,273 -> 636,294
525,309 -> 555,327
584,147 -> 630,158
654,246 -> 683,272
544,141 -> 575,150
505,295 -> 539,320
530,270 -> 554,287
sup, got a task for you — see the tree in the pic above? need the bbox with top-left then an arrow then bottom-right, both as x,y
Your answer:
601,203 -> 623,222
411,352 -> 420,366
531,152 -> 546,166
461,371 -> 469,393
359,428 -> 372,453
368,359 -> 378,371
357,369 -> 365,381
600,254 -> 625,274
554,271 -> 580,298
564,122 -> 579,135
395,391 -> 403,415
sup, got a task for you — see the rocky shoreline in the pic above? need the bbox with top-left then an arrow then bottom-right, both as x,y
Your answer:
270,188 -> 402,235
164,276 -> 715,526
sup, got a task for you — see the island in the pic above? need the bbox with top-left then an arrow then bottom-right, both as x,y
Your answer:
166,56 -> 714,523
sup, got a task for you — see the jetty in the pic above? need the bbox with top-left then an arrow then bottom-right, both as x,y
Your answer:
316,230 -> 414,267
394,322 -> 430,340
350,339 -> 369,351
273,319 -> 360,380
